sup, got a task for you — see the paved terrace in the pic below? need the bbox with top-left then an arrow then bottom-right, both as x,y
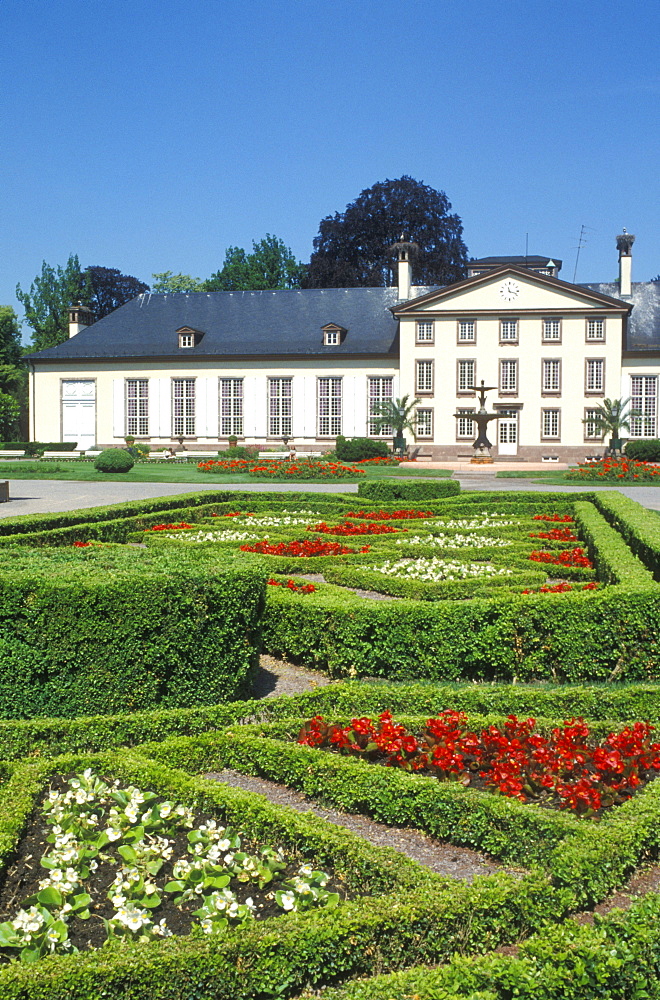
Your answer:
0,462 -> 659,517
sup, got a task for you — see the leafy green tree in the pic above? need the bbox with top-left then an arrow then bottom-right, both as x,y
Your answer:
0,393 -> 20,441
151,272 -> 205,293
85,266 -> 149,319
583,398 -> 640,451
16,255 -> 90,351
370,395 -> 421,454
0,307 -> 22,367
304,176 -> 468,288
205,234 -> 305,291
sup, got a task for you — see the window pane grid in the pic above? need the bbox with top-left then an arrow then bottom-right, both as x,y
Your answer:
500,360 -> 518,392
456,408 -> 475,438
416,361 -> 433,393
587,318 -> 605,341
585,409 -> 603,439
268,378 -> 292,437
542,409 -> 560,438
500,319 -> 518,341
586,360 -> 604,392
542,360 -> 561,392
368,377 -> 393,436
458,320 -> 475,342
125,379 -> 148,436
220,378 -> 243,436
630,375 -> 657,438
543,319 -> 561,340
458,360 -> 475,392
318,377 -> 342,437
416,321 -> 434,342
172,379 -> 195,436
416,409 -> 433,438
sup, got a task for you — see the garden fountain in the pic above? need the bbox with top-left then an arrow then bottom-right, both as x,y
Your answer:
454,381 -> 500,463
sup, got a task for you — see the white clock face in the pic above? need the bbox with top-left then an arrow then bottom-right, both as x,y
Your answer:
499,280 -> 520,301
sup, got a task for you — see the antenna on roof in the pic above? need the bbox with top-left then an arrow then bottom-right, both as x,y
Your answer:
525,233 -> 528,265
572,225 -> 587,282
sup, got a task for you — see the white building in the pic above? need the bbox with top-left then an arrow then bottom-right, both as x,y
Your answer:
26,233 -> 660,461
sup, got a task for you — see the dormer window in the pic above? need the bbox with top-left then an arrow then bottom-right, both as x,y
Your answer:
176,326 -> 204,349
321,323 -> 346,346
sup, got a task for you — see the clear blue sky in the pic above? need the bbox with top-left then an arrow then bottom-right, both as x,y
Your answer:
2,0 -> 658,341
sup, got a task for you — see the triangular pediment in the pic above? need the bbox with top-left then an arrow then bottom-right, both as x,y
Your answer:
392,266 -> 632,315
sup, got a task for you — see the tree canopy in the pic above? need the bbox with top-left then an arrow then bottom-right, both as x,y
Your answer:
85,266 -> 149,320
304,176 -> 468,289
151,272 -> 205,294
205,235 -> 305,291
0,306 -> 23,367
16,254 -> 90,352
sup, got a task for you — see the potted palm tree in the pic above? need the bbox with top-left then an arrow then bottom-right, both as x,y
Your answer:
582,398 -> 640,456
370,394 -> 421,457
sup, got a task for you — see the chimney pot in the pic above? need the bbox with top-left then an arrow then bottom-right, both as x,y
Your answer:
617,232 -> 635,297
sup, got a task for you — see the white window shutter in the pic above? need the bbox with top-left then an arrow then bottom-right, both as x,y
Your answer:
203,377 -> 219,437
112,379 -> 124,438
159,379 -> 172,437
195,377 -> 207,436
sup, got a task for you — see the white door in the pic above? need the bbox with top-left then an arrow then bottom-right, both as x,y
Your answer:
61,381 -> 96,450
498,413 -> 518,456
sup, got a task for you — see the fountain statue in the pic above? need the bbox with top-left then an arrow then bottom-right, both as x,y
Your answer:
454,381 -> 500,464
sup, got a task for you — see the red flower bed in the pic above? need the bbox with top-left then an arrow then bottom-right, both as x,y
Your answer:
149,522 -> 194,531
240,537 -> 370,557
529,527 -> 578,542
198,459 -> 251,474
299,711 -> 660,816
249,460 -> 365,480
566,457 -> 660,481
344,509 -> 434,520
73,541 -> 91,548
522,582 -> 598,594
267,578 -> 316,593
529,547 -> 593,568
307,520 -> 402,536
533,514 -> 574,523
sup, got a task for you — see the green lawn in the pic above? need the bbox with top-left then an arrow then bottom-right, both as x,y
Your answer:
495,469 -> 660,487
0,460 -> 452,485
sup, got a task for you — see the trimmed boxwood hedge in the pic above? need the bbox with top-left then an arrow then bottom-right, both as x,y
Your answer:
0,546 -> 265,718
357,479 -> 461,501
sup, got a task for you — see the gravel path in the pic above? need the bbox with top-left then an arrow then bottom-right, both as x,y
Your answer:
204,768 -> 523,883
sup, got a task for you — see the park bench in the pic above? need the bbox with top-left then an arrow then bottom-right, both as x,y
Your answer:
0,450 -> 27,458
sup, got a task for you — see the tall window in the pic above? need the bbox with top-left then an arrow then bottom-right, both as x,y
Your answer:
220,378 -> 243,436
125,379 -> 148,436
416,321 -> 434,343
172,379 -> 195,436
456,408 -> 475,439
585,360 -> 604,393
416,360 -> 433,394
268,378 -> 292,437
318,377 -> 342,436
499,359 -> 518,393
630,375 -> 658,438
415,408 -> 433,438
458,319 -> 476,342
368,376 -> 393,436
457,359 -> 476,393
542,360 -> 561,393
542,409 -> 560,439
584,408 -> 603,439
543,318 -> 561,341
586,317 -> 605,341
500,319 -> 518,342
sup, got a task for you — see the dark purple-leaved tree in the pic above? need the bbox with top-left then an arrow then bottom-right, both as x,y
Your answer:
85,267 -> 150,321
304,176 -> 468,288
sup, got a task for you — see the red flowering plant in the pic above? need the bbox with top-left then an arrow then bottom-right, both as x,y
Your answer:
248,460 -> 365,480
522,582 -> 598,595
529,527 -> 578,543
529,547 -> 593,568
345,510 -> 434,520
267,578 -> 316,593
72,541 -> 92,548
298,711 -> 660,817
198,459 -> 252,474
532,514 -> 574,523
565,457 -> 660,482
307,520 -> 403,536
240,538 -> 370,557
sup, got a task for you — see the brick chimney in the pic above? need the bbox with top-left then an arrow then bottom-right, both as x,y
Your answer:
616,231 -> 635,298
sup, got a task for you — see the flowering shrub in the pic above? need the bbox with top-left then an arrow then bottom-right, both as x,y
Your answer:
198,459 -> 251,474
149,523 -> 194,531
396,533 -> 513,549
72,541 -> 91,548
529,527 -> 578,542
0,771 -> 339,963
565,457 -> 660,481
533,514 -> 574,523
344,509 -> 433,520
161,530 -> 260,543
298,711 -> 660,817
522,582 -> 599,594
267,578 -> 316,593
249,460 -> 365,480
372,557 -> 512,582
307,521 -> 402,536
240,538 -> 370,557
529,547 -> 593,568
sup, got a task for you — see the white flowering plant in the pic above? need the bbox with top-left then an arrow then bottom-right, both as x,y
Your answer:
273,865 -> 340,913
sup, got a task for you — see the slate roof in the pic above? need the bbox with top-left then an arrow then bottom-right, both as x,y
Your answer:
27,288 -> 404,362
581,282 -> 660,351
470,255 -> 562,269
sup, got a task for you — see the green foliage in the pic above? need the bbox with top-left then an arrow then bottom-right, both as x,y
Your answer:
625,438 -> 660,461
357,479 -> 461,501
0,393 -> 20,440
369,394 -> 420,442
17,254 -> 89,351
334,436 -> 390,461
150,272 -> 205,293
94,448 -> 135,473
592,491 -> 660,579
581,397 -> 639,441
205,234 -> 305,291
0,547 -> 265,718
0,306 -> 23,367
